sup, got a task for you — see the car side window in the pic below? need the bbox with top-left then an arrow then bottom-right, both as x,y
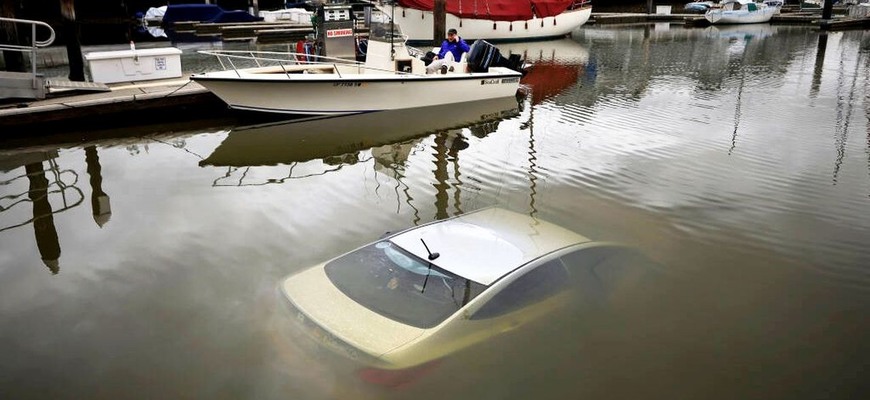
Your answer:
470,259 -> 569,320
560,245 -> 658,305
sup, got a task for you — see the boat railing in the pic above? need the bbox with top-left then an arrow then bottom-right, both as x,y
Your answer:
198,50 -> 427,77
0,17 -> 56,87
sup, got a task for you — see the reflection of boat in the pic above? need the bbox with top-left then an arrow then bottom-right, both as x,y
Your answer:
705,0 -> 779,24
371,0 -> 592,42
190,18 -> 523,116
199,97 -> 521,167
497,38 -> 589,64
499,38 -> 588,104
705,23 -> 776,41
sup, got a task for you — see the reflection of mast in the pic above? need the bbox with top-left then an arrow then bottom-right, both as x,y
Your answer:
832,42 -> 862,184
811,33 -> 828,99
866,56 -> 870,196
448,131 -> 466,216
25,162 -> 61,274
729,66 -> 744,156
728,36 -> 751,156
433,133 -> 450,220
85,146 -> 112,227
372,140 -> 423,224
521,98 -> 539,218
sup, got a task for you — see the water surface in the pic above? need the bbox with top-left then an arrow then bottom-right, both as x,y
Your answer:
1,24 -> 868,399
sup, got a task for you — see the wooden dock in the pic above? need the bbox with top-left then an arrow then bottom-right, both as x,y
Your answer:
590,6 -> 870,31
168,20 -> 314,43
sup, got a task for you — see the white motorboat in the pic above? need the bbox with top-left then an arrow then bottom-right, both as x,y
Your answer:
705,0 -> 780,24
370,0 -> 592,42
190,34 -> 522,115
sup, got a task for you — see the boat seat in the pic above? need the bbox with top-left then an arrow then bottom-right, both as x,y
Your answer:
451,52 -> 469,73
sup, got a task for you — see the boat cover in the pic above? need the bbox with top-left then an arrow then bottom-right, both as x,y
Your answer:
161,4 -> 263,25
396,0 -> 578,21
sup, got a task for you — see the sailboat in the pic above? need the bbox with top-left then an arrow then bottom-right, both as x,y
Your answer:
704,0 -> 779,24
370,0 -> 593,42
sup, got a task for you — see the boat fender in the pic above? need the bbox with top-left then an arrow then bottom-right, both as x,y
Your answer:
510,23 -> 513,31
492,22 -> 496,30
525,21 -> 528,29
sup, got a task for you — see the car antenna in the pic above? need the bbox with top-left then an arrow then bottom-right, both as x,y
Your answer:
420,238 -> 439,293
420,238 -> 439,260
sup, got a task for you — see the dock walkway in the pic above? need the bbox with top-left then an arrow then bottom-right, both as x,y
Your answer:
0,77 -> 221,132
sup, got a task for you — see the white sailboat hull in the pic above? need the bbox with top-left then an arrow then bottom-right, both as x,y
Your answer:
705,7 -> 778,24
377,5 -> 592,42
192,68 -> 521,115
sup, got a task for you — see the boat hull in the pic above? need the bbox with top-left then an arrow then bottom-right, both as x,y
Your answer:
704,7 -> 778,24
377,5 -> 592,42
191,68 -> 522,115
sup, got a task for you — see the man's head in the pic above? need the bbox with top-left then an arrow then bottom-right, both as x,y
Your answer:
447,28 -> 458,41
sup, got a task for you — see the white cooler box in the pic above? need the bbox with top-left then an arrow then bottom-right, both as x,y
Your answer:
85,47 -> 182,84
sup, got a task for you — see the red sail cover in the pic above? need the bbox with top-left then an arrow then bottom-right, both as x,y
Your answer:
396,0 -> 576,21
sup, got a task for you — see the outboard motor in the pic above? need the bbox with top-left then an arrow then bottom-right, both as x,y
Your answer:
467,40 -> 525,74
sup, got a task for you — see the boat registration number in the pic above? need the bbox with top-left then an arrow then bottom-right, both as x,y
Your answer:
481,77 -> 520,85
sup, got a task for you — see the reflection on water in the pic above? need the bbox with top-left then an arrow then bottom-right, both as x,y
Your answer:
1,26 -> 869,400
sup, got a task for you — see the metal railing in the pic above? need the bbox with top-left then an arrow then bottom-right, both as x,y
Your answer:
0,16 -> 56,84
197,49 -> 424,78
0,159 -> 83,234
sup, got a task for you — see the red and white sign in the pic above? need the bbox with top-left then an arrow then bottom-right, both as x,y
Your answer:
326,29 -> 353,38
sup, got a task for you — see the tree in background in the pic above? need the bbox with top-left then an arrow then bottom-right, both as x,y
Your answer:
60,0 -> 84,81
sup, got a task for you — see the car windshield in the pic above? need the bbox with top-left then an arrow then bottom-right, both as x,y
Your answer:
324,241 -> 488,329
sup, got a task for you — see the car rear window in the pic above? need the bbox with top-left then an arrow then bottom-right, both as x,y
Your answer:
324,241 -> 488,329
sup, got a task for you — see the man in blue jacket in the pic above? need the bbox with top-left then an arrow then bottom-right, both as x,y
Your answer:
426,28 -> 471,74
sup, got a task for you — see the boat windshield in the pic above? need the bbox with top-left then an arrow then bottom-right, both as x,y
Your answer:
368,20 -> 406,42
324,241 -> 488,329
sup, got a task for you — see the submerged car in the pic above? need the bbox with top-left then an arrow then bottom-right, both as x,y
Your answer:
279,207 -> 660,390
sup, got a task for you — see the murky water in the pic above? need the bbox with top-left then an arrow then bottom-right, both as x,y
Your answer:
1,24 -> 868,399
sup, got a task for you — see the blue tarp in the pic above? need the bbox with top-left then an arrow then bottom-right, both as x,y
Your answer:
161,4 -> 263,25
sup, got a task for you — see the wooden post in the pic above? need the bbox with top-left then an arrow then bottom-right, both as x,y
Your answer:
1,0 -> 25,72
250,0 -> 259,16
434,0 -> 446,47
822,0 -> 833,20
647,0 -> 654,14
60,0 -> 84,81
810,33 -> 828,97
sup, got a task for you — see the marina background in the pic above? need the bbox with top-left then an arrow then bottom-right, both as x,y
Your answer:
1,22 -> 869,399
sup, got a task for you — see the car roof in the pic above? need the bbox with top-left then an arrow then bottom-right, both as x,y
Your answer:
388,207 -> 591,285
